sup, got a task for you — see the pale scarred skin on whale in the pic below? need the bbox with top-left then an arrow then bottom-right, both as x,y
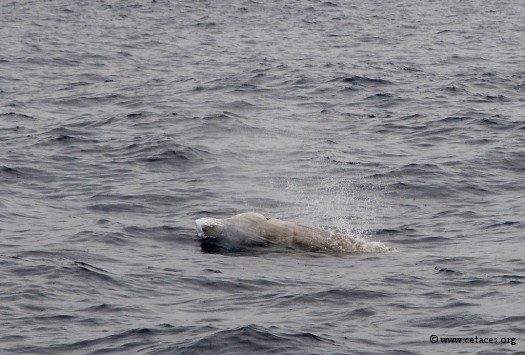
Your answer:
199,212 -> 367,253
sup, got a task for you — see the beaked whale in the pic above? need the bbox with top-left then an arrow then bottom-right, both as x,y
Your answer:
195,212 -> 389,254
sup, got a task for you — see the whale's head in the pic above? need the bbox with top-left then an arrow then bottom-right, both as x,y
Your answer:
195,213 -> 270,247
195,217 -> 226,237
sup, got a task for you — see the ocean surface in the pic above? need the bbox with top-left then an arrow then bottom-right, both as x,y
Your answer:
1,0 -> 524,354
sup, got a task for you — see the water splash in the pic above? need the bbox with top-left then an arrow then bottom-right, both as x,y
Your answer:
197,174 -> 392,254
277,174 -> 390,252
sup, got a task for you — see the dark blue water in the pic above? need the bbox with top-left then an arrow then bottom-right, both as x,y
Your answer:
1,0 -> 524,354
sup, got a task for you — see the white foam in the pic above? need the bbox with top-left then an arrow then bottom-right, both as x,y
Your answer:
359,240 -> 391,253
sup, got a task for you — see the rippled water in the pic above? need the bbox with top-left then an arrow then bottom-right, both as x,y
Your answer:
1,0 -> 524,354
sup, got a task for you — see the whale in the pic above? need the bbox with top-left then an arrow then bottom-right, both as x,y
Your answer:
195,212 -> 389,254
